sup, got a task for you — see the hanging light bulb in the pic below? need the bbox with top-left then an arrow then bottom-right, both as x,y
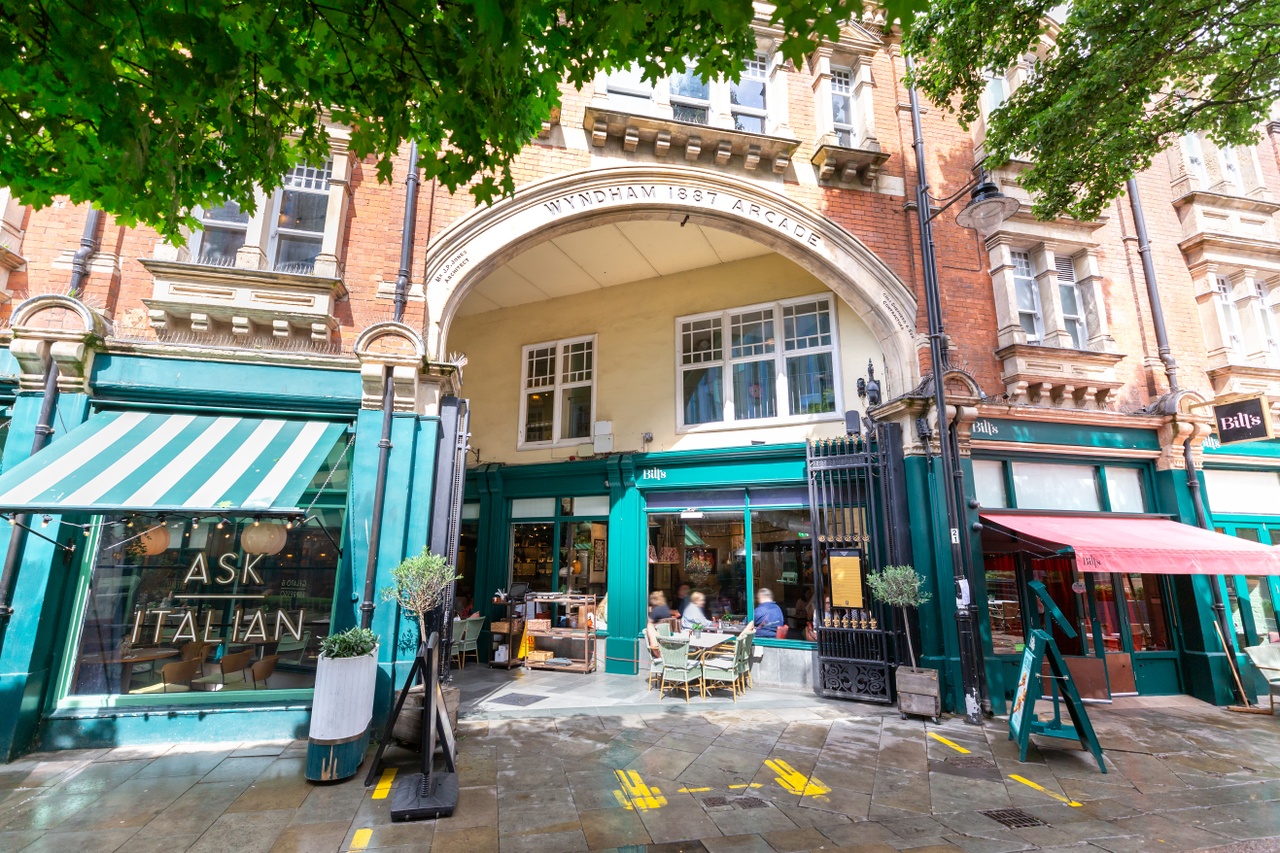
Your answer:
40,516 -> 50,528
253,517 -> 261,527
7,517 -> 15,527
82,526 -> 91,537
127,518 -> 135,528
191,517 -> 201,528
216,519 -> 225,530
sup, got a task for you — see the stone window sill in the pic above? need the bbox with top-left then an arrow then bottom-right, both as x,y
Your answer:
995,342 -> 1125,410
582,105 -> 799,173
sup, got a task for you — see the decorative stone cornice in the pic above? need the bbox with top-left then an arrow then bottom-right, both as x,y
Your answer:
9,294 -> 111,393
811,141 -> 889,186
140,258 -> 347,344
582,106 -> 800,174
1171,189 -> 1280,216
354,322 -> 459,415
994,343 -> 1125,410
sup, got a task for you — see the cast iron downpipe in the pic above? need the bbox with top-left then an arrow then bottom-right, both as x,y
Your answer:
906,59 -> 986,724
360,143 -> 420,630
1126,179 -> 1234,670
0,208 -> 100,637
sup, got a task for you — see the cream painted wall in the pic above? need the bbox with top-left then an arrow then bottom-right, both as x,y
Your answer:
450,252 -> 885,465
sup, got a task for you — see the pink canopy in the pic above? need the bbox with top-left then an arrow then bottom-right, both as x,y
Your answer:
980,513 -> 1280,576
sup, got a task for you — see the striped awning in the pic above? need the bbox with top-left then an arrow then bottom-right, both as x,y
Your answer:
0,411 -> 349,515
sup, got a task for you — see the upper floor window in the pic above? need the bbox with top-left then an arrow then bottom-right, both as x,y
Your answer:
1056,257 -> 1087,349
1213,275 -> 1244,356
830,68 -> 855,147
520,336 -> 596,447
984,72 -> 1008,115
606,64 -> 655,112
731,54 -> 769,133
678,296 -> 839,430
273,161 -> 332,274
1183,133 -> 1209,183
1010,251 -> 1044,344
1254,280 -> 1280,361
669,65 -> 712,124
195,201 -> 250,267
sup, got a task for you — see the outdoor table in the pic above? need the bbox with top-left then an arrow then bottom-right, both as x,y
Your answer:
77,648 -> 180,693
673,632 -> 734,661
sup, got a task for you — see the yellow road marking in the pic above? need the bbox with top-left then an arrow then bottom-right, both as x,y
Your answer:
678,786 -> 712,793
766,759 -> 831,798
349,828 -> 373,850
371,768 -> 397,800
727,783 -> 763,789
1009,774 -> 1082,807
613,770 -> 666,811
928,732 -> 971,754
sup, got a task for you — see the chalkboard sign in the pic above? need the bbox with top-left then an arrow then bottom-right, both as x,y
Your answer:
1009,629 -> 1045,741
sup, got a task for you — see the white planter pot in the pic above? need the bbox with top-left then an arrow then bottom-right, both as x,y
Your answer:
306,647 -> 379,781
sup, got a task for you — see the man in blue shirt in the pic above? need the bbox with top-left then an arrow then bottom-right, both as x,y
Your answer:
753,589 -> 785,638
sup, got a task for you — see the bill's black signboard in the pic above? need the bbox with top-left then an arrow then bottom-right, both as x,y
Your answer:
1214,396 -> 1275,446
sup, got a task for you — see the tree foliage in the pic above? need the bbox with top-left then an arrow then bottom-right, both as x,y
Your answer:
0,0 -> 925,240
905,0 -> 1280,222
382,548 -> 459,646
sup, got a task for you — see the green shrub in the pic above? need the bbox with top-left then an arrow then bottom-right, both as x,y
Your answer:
381,548 -> 461,645
318,627 -> 378,659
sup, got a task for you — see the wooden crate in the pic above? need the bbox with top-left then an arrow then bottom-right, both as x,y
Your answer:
491,621 -> 509,633
527,618 -> 551,632
527,649 -> 554,663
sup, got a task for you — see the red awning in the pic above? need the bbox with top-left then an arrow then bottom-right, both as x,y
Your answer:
979,513 -> 1280,576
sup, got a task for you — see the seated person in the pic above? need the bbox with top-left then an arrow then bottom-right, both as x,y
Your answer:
453,596 -> 473,619
648,590 -> 672,623
681,591 -> 709,631
752,588 -> 785,638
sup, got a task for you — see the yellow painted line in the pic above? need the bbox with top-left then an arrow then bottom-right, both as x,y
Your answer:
728,783 -> 763,790
929,732 -> 972,754
613,770 -> 666,811
371,768 -> 397,800
678,786 -> 712,793
766,759 -> 831,798
349,828 -> 373,850
1009,774 -> 1083,807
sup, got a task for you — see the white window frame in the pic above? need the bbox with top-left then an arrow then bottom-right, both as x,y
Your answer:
674,295 -> 843,433
518,335 -> 598,449
1056,256 -> 1087,349
730,53 -> 769,133
984,72 -> 1008,116
1218,145 -> 1243,191
668,62 -> 712,125
1010,251 -> 1045,344
268,160 -> 334,275
1253,279 -> 1280,363
830,67 -> 856,147
1184,133 -> 1209,184
189,201 -> 250,268
605,63 -> 656,110
1213,275 -> 1245,356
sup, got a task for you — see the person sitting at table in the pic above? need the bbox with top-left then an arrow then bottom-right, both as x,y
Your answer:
675,583 -> 692,616
454,595 -> 473,619
752,588 -> 786,638
681,591 -> 708,631
648,591 -> 672,623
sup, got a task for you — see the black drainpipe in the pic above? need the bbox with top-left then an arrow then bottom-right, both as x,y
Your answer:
1126,179 -> 1235,677
360,143 -> 420,630
0,208 -> 100,638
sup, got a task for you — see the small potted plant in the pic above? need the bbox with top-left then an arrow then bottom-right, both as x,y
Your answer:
866,564 -> 940,721
306,626 -> 379,782
382,549 -> 461,746
690,621 -> 704,639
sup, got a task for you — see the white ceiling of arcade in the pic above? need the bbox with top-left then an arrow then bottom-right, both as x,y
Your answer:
456,220 -> 772,315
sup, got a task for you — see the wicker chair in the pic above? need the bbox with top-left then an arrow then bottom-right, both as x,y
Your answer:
656,637 -> 700,703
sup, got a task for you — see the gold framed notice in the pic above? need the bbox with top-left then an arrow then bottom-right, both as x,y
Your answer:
828,549 -> 864,609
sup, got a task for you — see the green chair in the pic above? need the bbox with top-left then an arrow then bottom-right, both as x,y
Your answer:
656,637 -> 700,703
702,637 -> 742,701
656,622 -> 672,637
739,631 -> 754,690
455,615 -> 484,669
644,629 -> 664,690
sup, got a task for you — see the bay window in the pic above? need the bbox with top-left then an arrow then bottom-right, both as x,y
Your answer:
678,296 -> 839,430
830,68 -> 855,147
520,336 -> 596,447
1057,256 -> 1087,349
1010,251 -> 1044,344
193,201 -> 250,267
272,161 -> 333,274
1213,275 -> 1245,357
669,64 -> 711,124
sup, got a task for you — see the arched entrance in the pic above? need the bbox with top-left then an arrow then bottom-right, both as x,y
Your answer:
422,165 -> 919,389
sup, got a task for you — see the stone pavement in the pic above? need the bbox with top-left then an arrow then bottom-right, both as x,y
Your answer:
2,688 -> 1279,853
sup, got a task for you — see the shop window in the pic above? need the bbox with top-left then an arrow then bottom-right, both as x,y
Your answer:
1030,558 -> 1085,656
972,459 -> 1009,509
646,489 -> 746,510
678,296 -> 839,431
1246,576 -> 1279,643
1011,461 -> 1102,511
1121,574 -> 1171,651
511,522 -> 555,593
984,554 -> 1022,655
1205,469 -> 1280,516
1104,467 -> 1147,513
731,54 -> 769,133
455,516 -> 479,618
562,520 -> 609,604
749,509 -> 815,637
69,514 -> 341,700
647,512 -> 748,627
519,336 -> 595,447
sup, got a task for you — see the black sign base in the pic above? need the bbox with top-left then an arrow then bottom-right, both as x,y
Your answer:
390,771 -> 458,821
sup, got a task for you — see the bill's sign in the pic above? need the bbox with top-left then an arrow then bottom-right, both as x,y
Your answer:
1213,396 -> 1275,446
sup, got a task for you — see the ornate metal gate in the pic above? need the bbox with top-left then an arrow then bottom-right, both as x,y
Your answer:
807,421 -> 911,703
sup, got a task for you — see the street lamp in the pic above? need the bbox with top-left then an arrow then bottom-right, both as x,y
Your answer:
905,56 -> 1018,725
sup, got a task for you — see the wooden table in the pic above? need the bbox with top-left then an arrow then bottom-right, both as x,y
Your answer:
77,648 -> 180,693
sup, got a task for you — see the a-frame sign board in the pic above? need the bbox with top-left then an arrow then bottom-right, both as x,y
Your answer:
1008,581 -> 1106,773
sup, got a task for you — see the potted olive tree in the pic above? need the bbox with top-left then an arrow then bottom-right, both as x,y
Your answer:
382,549 -> 461,745
306,626 -> 379,781
866,564 -> 940,721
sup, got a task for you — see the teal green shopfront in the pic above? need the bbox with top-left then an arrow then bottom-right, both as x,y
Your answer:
0,346 -> 455,760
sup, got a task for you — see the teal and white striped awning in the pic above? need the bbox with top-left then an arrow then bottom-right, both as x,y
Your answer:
0,411 -> 349,515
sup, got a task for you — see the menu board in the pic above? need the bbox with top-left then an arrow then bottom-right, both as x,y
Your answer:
829,552 -> 864,609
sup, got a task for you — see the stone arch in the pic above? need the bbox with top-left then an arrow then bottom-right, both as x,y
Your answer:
423,165 -> 920,389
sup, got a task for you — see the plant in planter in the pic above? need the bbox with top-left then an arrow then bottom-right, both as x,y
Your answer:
866,564 -> 941,721
381,549 -> 461,747
306,626 -> 381,782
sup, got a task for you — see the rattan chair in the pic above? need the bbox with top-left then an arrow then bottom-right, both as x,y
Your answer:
656,637 -> 700,703
454,615 -> 484,669
192,648 -> 254,691
129,658 -> 201,694
702,637 -> 743,701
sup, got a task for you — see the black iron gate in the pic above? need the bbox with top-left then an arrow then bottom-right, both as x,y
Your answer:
807,421 -> 911,703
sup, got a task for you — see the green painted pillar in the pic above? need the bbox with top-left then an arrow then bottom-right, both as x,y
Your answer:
0,390 -> 90,760
605,455 -> 641,675
1153,466 -> 1234,705
959,455 -> 1004,714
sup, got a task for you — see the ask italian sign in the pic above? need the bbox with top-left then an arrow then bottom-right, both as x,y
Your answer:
1213,396 -> 1275,446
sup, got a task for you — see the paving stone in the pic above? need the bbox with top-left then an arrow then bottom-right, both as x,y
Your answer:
578,806 -> 652,849
16,826 -> 139,853
702,833 -> 777,853
267,818 -> 351,853
760,825 -> 833,851
431,825 -> 500,853
186,808 -> 295,853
